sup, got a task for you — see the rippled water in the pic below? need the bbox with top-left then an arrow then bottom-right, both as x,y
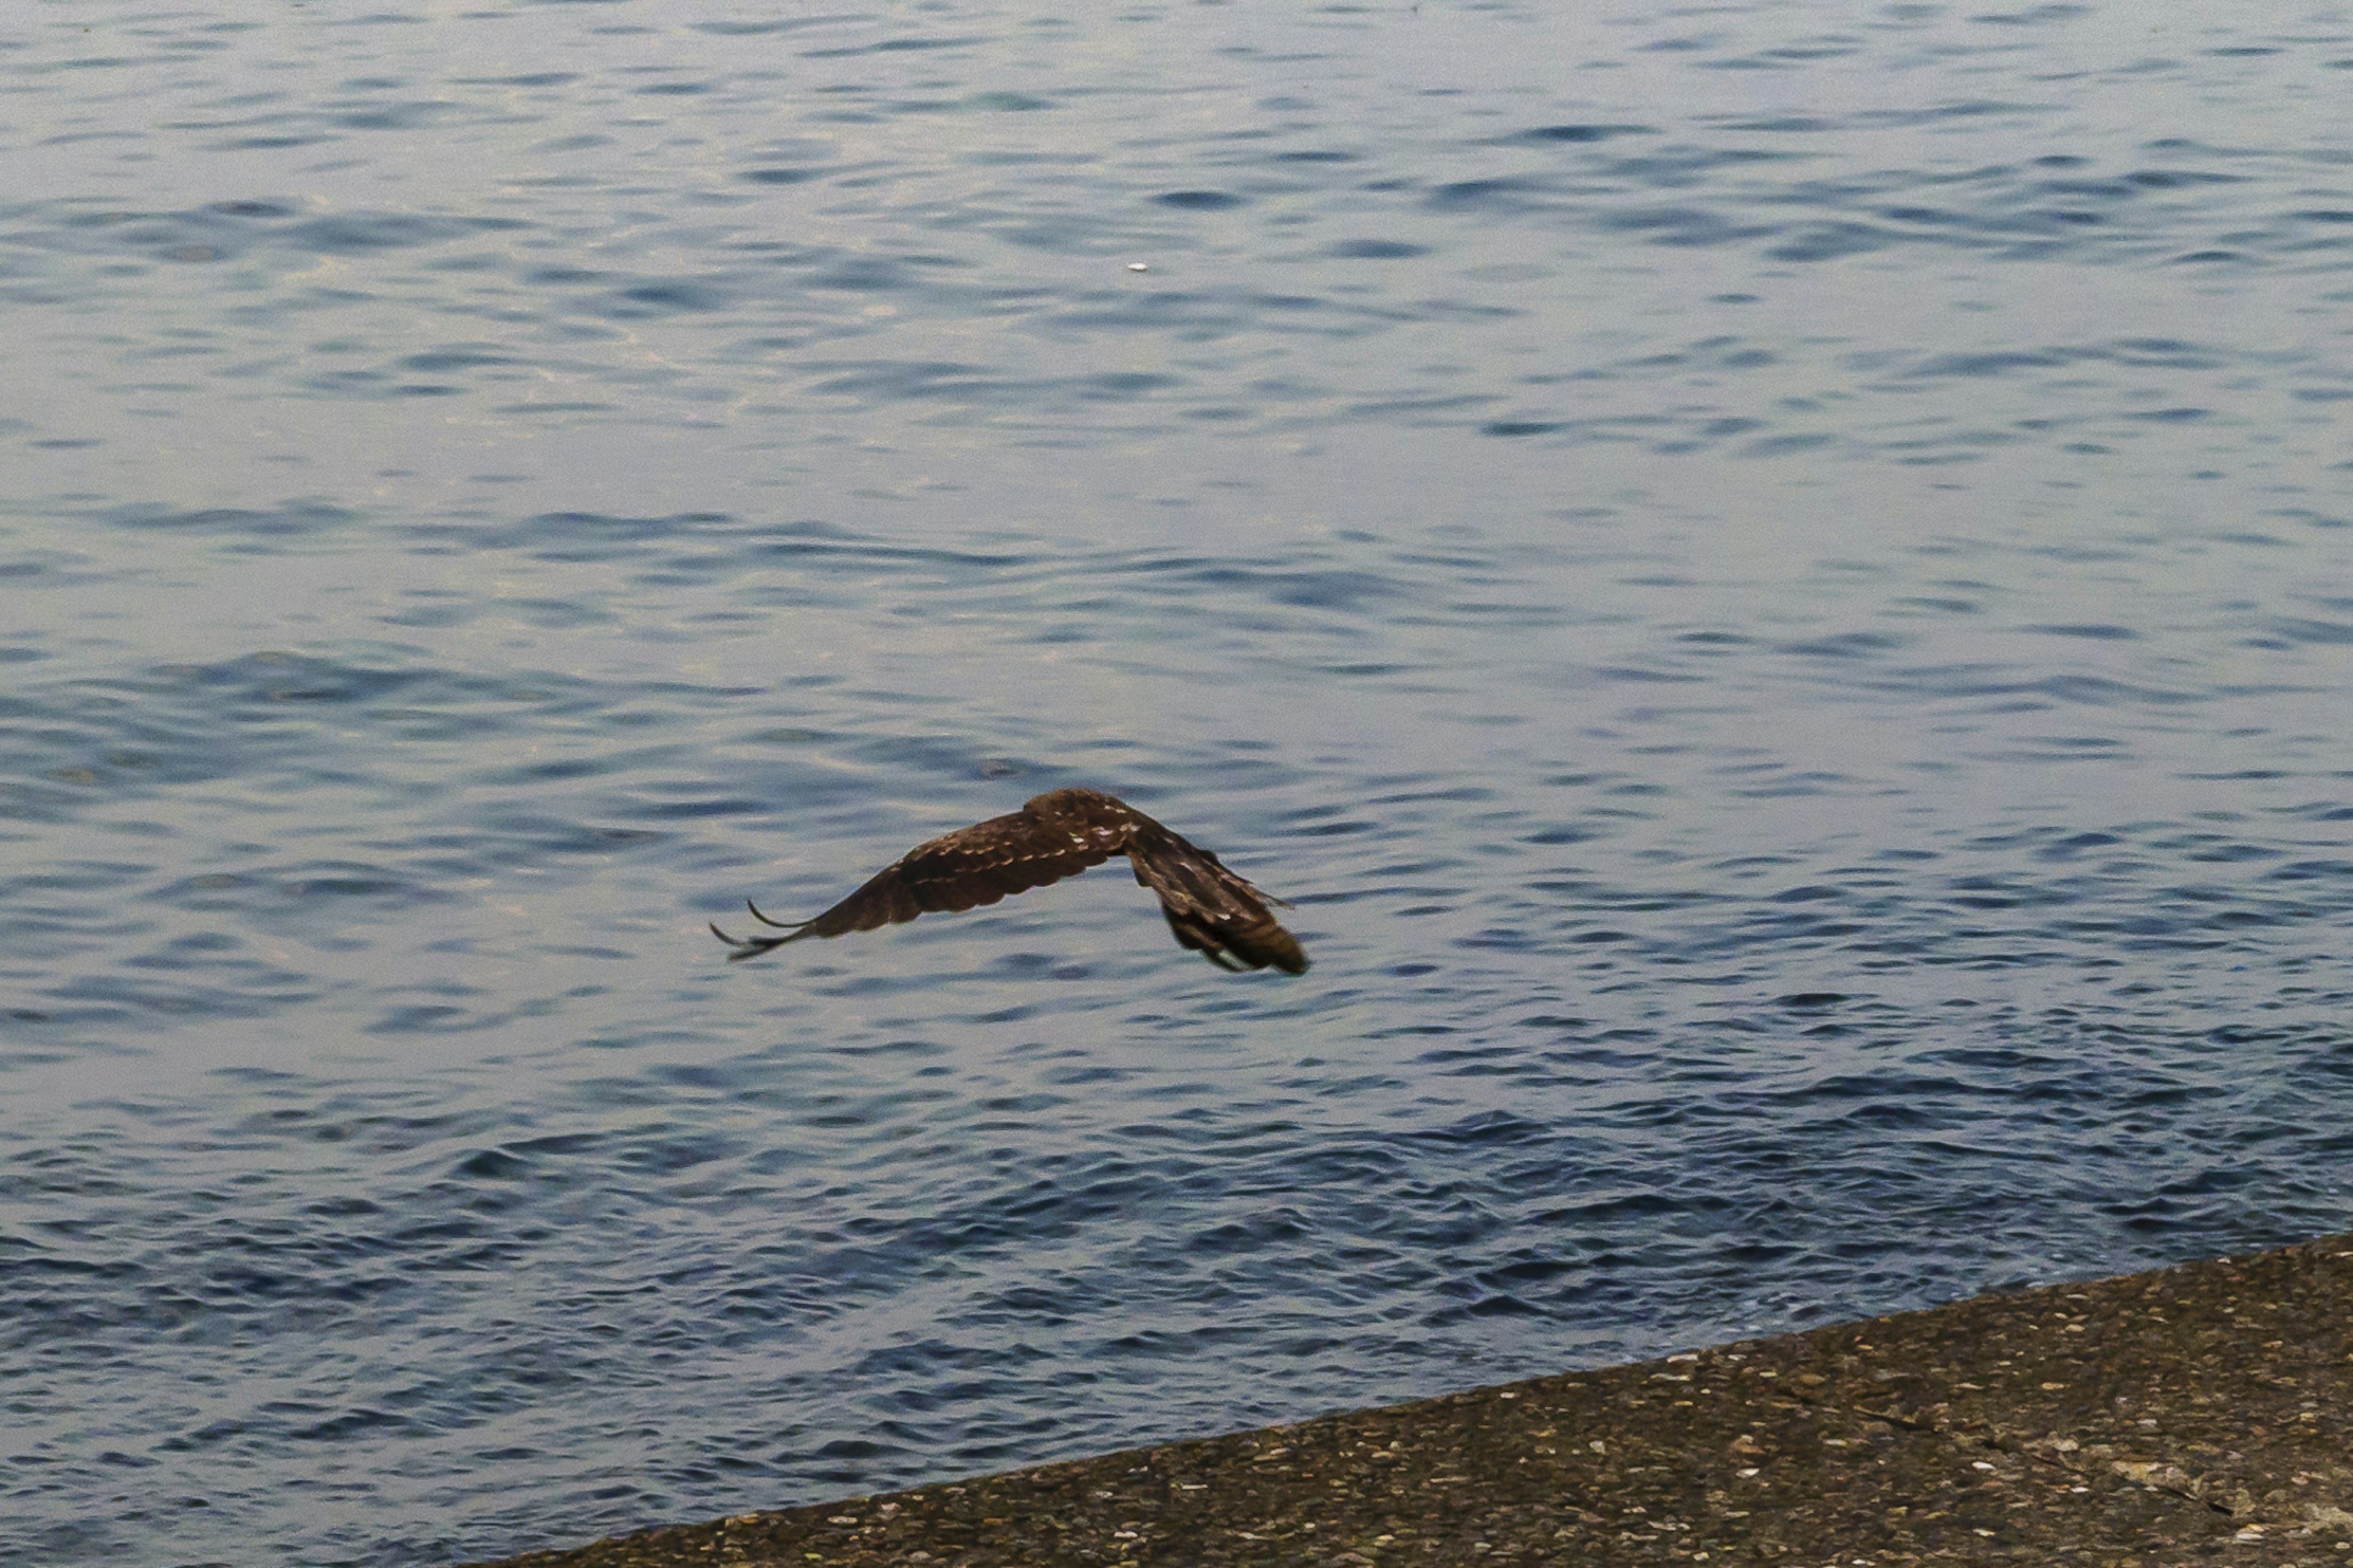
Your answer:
7,2 -> 2353,1563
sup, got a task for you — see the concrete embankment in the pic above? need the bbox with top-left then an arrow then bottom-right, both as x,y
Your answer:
460,1233 -> 2353,1567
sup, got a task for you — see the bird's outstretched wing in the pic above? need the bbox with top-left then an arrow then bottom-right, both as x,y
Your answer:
1121,816 -> 1308,975
711,787 -> 1308,973
710,800 -> 1120,960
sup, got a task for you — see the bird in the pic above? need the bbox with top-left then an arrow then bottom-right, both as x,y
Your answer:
710,787 -> 1308,974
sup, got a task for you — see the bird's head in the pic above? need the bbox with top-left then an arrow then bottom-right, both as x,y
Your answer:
1025,786 -> 1105,820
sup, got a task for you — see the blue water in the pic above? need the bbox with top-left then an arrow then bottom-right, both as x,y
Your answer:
7,1 -> 2353,1563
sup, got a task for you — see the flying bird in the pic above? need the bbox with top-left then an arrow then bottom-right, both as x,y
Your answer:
710,787 -> 1308,974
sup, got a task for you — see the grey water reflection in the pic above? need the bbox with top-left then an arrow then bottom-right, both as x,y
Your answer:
6,2 -> 2353,1564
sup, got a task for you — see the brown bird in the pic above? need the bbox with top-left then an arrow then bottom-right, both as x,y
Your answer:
710,787 -> 1308,973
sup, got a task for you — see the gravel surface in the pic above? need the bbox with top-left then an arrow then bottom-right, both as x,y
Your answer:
458,1234 -> 2353,1566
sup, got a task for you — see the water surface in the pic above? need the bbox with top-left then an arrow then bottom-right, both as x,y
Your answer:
7,2 -> 2353,1564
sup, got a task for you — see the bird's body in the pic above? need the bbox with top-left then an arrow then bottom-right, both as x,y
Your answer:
710,787 -> 1308,973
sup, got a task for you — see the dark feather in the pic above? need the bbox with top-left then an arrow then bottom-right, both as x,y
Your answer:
710,787 -> 1308,973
